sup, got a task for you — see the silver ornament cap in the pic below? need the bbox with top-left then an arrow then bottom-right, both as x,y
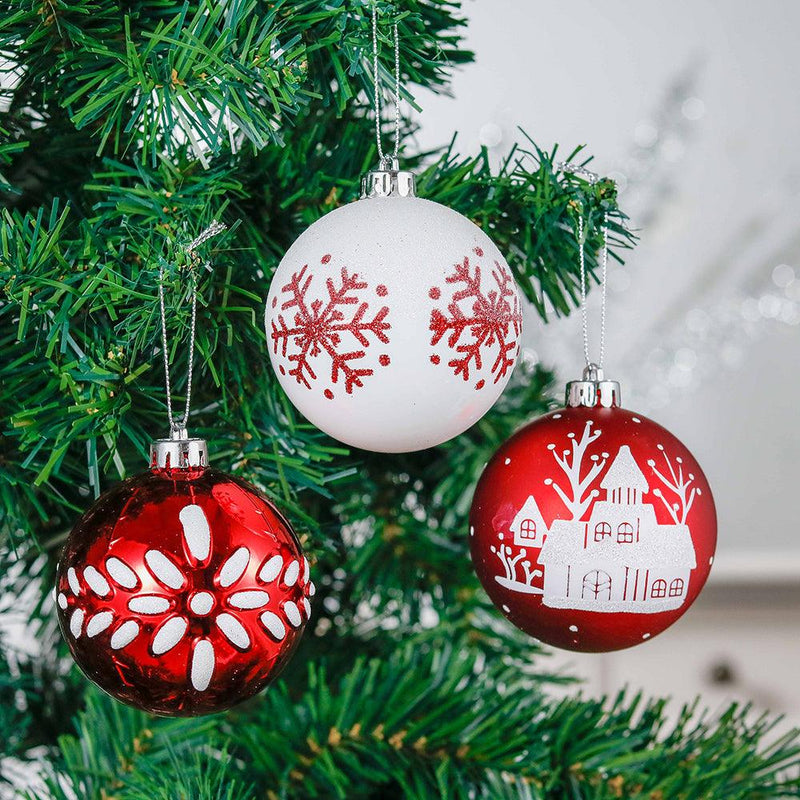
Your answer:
565,363 -> 621,409
360,155 -> 416,199
150,426 -> 208,469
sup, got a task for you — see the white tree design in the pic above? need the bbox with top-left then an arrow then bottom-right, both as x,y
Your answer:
544,420 -> 609,520
648,444 -> 701,524
490,532 -> 542,593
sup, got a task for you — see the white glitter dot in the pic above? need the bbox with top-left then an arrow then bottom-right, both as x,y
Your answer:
504,457 -> 511,465
501,604 -> 510,613
632,417 -> 641,423
469,526 -> 474,537
189,591 -> 215,616
553,413 -> 562,419
569,625 -> 578,633
642,633 -> 651,640
709,556 -> 714,565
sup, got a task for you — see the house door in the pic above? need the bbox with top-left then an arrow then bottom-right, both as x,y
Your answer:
582,570 -> 612,601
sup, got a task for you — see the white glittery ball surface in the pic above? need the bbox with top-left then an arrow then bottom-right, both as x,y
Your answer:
265,195 -> 523,452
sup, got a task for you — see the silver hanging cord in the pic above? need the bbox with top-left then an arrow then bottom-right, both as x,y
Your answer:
371,1 -> 401,165
559,162 -> 611,371
158,220 -> 227,437
577,212 -> 610,370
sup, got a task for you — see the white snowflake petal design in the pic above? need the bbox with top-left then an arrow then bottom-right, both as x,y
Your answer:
283,601 -> 302,628
180,504 -> 211,561
67,567 -> 80,596
152,617 -> 188,655
64,503 -> 312,693
106,557 -> 138,589
111,620 -> 140,649
219,547 -> 250,587
259,555 -> 283,582
128,595 -> 171,615
191,639 -> 215,691
86,611 -> 114,638
229,590 -> 270,609
69,608 -> 85,638
284,560 -> 300,586
216,613 -> 250,649
145,550 -> 185,590
83,566 -> 111,597
260,611 -> 286,641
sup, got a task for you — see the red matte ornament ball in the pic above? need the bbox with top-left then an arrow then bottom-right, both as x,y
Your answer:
469,403 -> 716,652
56,463 -> 313,716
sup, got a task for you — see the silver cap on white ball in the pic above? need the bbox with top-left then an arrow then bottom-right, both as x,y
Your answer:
360,156 -> 417,199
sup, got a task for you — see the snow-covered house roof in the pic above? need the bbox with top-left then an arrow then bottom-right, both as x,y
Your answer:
600,445 -> 649,493
538,518 -> 696,569
510,495 -> 549,537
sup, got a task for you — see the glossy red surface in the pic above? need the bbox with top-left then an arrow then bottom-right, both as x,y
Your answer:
469,406 -> 716,652
56,466 -> 312,716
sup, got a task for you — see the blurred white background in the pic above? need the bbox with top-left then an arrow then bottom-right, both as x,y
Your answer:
414,0 -> 800,722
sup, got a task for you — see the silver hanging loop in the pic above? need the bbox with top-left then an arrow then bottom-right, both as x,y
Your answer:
558,163 -> 617,408
371,1 -> 401,162
362,3 -> 416,198
151,220 -> 227,469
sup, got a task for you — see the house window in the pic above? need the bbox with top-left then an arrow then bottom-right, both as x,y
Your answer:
519,519 -> 536,540
617,522 -> 634,543
594,522 -> 611,541
669,578 -> 684,597
651,579 -> 667,599
582,570 -> 612,601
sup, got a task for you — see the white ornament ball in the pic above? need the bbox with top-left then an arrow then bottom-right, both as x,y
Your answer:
265,194 -> 523,452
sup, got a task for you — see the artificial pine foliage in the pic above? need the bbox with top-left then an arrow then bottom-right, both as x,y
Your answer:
0,1 -> 799,798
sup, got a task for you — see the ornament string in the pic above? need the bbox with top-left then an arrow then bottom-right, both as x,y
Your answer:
559,162 -> 610,371
371,1 -> 401,165
158,220 -> 227,437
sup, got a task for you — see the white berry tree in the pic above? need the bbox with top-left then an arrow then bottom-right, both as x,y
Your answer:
544,420 -> 609,520
648,444 -> 701,524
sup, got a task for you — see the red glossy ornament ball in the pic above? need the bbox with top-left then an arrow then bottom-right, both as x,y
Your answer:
56,454 -> 313,716
470,391 -> 716,652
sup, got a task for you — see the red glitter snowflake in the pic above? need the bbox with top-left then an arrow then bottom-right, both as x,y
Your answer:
429,248 -> 521,387
270,256 -> 391,397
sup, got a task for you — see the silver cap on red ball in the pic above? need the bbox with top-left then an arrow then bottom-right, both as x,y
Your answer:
360,156 -> 417,199
149,426 -> 208,469
566,363 -> 621,409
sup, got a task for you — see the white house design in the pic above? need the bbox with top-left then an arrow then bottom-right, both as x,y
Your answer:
510,496 -> 550,547
535,445 -> 697,614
